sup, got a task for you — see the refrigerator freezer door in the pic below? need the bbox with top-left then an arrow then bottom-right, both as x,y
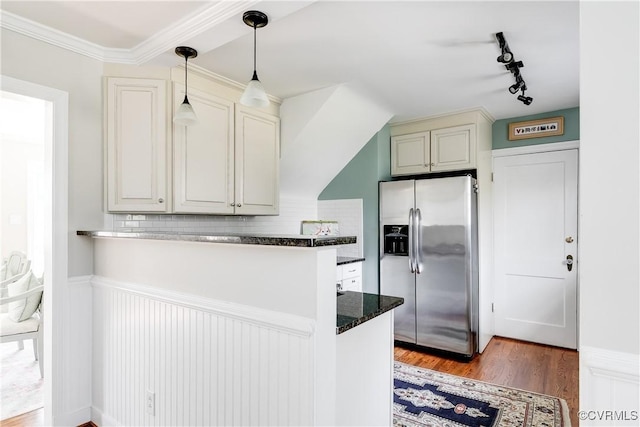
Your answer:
414,176 -> 476,355
380,180 -> 416,344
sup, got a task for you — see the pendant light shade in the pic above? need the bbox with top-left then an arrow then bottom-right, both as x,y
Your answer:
174,97 -> 198,126
240,11 -> 270,108
241,71 -> 270,107
174,46 -> 198,125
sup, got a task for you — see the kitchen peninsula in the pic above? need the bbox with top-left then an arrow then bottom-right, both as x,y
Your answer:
79,230 -> 402,426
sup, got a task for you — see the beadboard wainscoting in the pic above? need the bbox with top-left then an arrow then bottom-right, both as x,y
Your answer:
91,276 -> 317,426
580,346 -> 640,426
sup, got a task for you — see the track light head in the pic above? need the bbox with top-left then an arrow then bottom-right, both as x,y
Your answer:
497,51 -> 513,63
517,92 -> 533,105
508,77 -> 525,94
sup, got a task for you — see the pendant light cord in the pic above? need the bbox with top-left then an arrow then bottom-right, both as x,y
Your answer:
184,56 -> 189,102
253,24 -> 257,73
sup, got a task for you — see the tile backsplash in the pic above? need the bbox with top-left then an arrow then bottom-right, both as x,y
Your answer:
107,197 -> 318,235
106,197 -> 365,259
317,199 -> 363,258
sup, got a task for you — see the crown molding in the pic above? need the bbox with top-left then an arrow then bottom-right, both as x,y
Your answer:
1,1 -> 260,64
389,106 -> 496,126
0,9 -> 111,62
127,0 -> 260,65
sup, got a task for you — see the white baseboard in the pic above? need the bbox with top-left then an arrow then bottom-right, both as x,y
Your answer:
580,346 -> 640,426
91,406 -> 120,427
52,405 -> 92,426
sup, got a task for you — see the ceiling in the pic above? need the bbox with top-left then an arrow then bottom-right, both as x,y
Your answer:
0,1 -> 580,122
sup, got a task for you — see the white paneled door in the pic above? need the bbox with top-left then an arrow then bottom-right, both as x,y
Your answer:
493,149 -> 578,349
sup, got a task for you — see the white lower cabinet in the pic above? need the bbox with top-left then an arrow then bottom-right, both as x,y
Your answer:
337,262 -> 362,292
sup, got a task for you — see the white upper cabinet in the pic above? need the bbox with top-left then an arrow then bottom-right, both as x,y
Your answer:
430,124 -> 476,172
173,85 -> 235,214
234,106 -> 280,215
106,77 -> 169,212
390,132 -> 431,176
105,71 -> 281,215
391,122 -> 476,176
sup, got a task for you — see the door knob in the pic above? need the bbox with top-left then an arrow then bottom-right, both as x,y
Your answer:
565,254 -> 573,271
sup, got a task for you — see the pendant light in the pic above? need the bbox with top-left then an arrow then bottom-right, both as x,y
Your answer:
240,10 -> 270,108
174,46 -> 198,125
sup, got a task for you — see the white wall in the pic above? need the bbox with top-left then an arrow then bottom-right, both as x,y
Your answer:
579,2 -> 639,423
1,28 -> 104,425
1,28 -> 104,276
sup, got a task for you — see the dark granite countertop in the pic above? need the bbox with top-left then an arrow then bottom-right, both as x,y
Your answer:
336,256 -> 365,265
77,230 -> 356,248
336,291 -> 404,334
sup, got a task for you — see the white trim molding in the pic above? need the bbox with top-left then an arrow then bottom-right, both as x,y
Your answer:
580,345 -> 640,425
492,140 -> 580,158
90,275 -> 315,337
0,2 -> 258,64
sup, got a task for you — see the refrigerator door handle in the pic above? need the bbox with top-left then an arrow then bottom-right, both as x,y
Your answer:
408,208 -> 416,273
415,208 -> 423,274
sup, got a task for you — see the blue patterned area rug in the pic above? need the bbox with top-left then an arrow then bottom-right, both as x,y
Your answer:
393,362 -> 570,427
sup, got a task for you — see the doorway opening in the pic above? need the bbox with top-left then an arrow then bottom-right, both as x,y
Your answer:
0,90 -> 48,421
1,76 -> 69,427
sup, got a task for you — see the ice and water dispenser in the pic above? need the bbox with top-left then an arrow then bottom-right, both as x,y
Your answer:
383,225 -> 409,255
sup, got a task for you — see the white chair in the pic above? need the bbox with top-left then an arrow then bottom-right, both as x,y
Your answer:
0,272 -> 44,378
1,251 -> 32,293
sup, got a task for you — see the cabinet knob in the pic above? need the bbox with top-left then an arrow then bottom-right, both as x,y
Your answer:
158,198 -> 164,203
430,163 -> 435,166
236,203 -> 242,207
230,203 -> 235,207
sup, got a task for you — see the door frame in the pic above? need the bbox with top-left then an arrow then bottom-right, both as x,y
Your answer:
491,139 -> 580,348
2,75 -> 69,426
492,140 -> 579,158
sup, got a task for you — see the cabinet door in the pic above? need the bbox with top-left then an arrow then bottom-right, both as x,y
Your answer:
106,77 -> 168,212
173,85 -> 235,214
390,132 -> 430,176
234,106 -> 280,215
430,124 -> 476,172
342,276 -> 362,292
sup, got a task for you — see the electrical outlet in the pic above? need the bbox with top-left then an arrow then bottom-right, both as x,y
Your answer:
146,390 -> 155,416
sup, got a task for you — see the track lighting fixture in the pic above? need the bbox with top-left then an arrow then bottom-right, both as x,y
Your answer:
240,10 -> 270,108
174,46 -> 198,125
494,31 -> 533,106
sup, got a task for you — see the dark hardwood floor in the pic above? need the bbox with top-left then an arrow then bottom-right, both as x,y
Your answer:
395,336 -> 579,427
2,337 -> 578,427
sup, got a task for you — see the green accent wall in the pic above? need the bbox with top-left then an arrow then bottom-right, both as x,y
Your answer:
319,125 -> 390,293
493,107 -> 580,149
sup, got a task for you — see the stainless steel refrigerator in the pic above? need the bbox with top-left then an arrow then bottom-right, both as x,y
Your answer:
379,175 -> 478,357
